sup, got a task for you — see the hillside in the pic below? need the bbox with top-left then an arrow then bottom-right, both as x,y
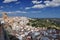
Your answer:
27,18 -> 60,29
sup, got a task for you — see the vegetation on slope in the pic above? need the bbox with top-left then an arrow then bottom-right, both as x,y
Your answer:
27,18 -> 60,29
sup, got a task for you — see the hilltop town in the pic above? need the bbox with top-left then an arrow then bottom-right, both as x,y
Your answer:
0,13 -> 60,40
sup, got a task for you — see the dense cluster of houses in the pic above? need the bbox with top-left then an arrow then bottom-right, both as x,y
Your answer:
0,13 -> 60,40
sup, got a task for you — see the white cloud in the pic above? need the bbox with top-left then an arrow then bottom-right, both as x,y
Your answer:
31,0 -> 60,9
6,11 -> 27,14
25,4 -> 46,9
0,6 -> 4,8
30,11 -> 41,13
32,0 -> 42,4
32,4 -> 46,8
15,1 -> 20,4
15,11 -> 27,13
3,0 -> 18,3
0,10 -> 4,14
25,7 -> 31,10
0,10 -> 27,14
0,10 -> 2,11
44,0 -> 60,7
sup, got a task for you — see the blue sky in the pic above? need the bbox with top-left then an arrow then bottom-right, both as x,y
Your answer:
0,0 -> 60,18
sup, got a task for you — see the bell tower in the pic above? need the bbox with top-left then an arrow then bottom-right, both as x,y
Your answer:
2,12 -> 9,23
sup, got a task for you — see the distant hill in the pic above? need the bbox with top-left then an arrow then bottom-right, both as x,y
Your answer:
27,18 -> 60,29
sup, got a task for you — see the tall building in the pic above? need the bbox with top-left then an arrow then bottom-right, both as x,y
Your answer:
2,12 -> 9,23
